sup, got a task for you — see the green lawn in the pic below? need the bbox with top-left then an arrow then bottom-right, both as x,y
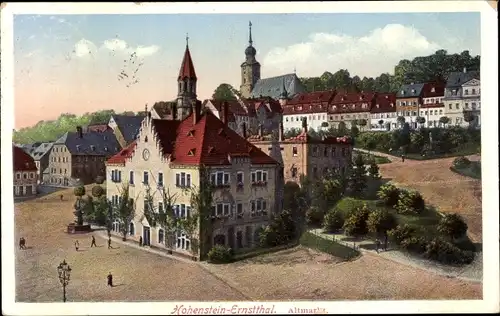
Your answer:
299,231 -> 360,260
355,152 -> 392,164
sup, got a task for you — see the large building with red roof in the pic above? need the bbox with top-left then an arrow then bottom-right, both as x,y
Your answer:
13,145 -> 38,197
106,99 -> 280,260
369,93 -> 397,131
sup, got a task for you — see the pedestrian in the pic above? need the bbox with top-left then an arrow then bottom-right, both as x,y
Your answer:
19,237 -> 25,250
384,234 -> 388,251
60,194 -> 64,201
107,237 -> 112,249
139,236 -> 143,247
375,239 -> 380,253
107,272 -> 113,287
401,154 -> 405,162
90,235 -> 97,248
74,240 -> 79,251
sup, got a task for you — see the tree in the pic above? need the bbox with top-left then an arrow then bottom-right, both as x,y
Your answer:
367,209 -> 397,248
396,189 -> 425,215
377,183 -> 400,207
463,111 -> 476,128
74,186 -> 86,197
183,165 -> 215,259
338,121 -> 347,134
323,209 -> 344,233
348,153 -> 367,196
397,116 -> 406,127
416,116 -> 426,128
437,213 -> 468,240
95,176 -> 105,184
91,185 -> 105,198
212,83 -> 238,101
343,204 -> 371,236
114,184 -> 136,241
367,161 -> 380,179
350,125 -> 360,138
358,119 -> 368,131
439,116 -> 450,128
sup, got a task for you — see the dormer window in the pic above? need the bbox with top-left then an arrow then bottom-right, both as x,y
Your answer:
188,149 -> 196,156
208,146 -> 215,154
76,145 -> 80,151
431,87 -> 435,93
376,104 -> 380,108
90,145 -> 95,151
217,128 -> 226,136
385,95 -> 388,99
187,129 -> 195,137
411,89 -> 416,94
341,97 -> 345,101
401,90 -> 405,95
359,95 -> 363,101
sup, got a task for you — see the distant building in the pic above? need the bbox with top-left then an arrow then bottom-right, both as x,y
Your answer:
29,142 -> 54,184
13,145 -> 38,197
282,91 -> 336,132
370,93 -> 397,131
443,68 -> 480,127
239,21 -> 306,100
108,114 -> 145,148
420,82 -> 446,128
395,83 -> 425,129
328,91 -> 375,130
47,127 -> 121,186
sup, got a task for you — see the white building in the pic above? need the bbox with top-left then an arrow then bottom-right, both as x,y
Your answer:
443,68 -> 480,127
369,93 -> 397,131
282,91 -> 335,132
419,104 -> 445,128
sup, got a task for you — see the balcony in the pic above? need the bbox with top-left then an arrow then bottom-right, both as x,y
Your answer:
213,183 -> 231,190
251,180 -> 268,187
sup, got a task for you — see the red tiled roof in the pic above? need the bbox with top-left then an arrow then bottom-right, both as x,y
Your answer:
287,90 -> 336,105
421,82 -> 445,98
13,145 -> 37,171
371,93 -> 397,113
282,103 -> 328,115
420,103 -> 445,109
106,141 -> 137,165
252,98 -> 283,115
178,46 -> 197,81
151,112 -> 277,166
209,100 -> 248,116
328,92 -> 376,114
87,124 -> 110,132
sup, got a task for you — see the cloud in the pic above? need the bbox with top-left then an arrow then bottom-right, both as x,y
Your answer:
73,39 -> 97,58
102,38 -> 160,58
23,49 -> 42,58
263,24 -> 445,78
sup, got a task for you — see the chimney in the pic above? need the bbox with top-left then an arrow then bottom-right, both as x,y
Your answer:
463,67 -> 467,73
242,122 -> 247,139
76,126 -> 83,138
221,101 -> 229,125
147,111 -> 152,121
171,103 -> 178,120
278,121 -> 284,141
193,100 -> 201,124
258,124 -> 263,137
301,117 -> 308,134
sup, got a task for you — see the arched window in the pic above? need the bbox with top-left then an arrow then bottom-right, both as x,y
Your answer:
158,228 -> 164,244
177,232 -> 190,250
113,221 -> 121,233
129,222 -> 135,236
214,234 -> 226,246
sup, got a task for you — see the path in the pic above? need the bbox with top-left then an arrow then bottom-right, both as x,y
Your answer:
309,228 -> 482,283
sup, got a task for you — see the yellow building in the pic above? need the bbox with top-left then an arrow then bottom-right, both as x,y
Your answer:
106,102 -> 280,261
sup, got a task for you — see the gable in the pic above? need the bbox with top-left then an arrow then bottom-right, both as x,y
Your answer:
462,78 -> 480,87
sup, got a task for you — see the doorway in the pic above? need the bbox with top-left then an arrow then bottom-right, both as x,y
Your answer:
143,226 -> 151,246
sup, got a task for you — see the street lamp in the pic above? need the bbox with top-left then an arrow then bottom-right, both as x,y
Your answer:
57,260 -> 72,302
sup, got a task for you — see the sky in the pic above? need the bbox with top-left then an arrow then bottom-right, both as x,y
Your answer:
13,12 -> 480,129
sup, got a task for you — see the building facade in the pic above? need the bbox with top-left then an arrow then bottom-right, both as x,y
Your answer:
13,145 -> 38,197
369,93 -> 397,131
282,91 -> 335,132
328,91 -> 375,130
106,106 -> 280,260
29,142 -> 54,184
395,83 -> 425,129
47,127 -> 121,186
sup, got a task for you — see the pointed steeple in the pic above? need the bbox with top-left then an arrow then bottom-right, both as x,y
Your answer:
178,34 -> 197,81
249,21 -> 253,46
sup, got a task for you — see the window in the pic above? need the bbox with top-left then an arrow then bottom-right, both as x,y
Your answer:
464,89 -> 469,95
449,104 -> 452,109
312,146 -> 318,156
236,172 -> 244,187
143,171 -> 149,184
129,171 -> 134,185
237,203 -> 243,218
331,147 -> 336,157
223,204 -> 230,216
174,204 -> 190,218
472,88 -> 476,95
251,170 -> 268,184
465,103 -> 469,109
291,167 -> 298,178
158,172 -> 164,187
313,167 -> 318,178
175,172 -> 191,188
292,147 -> 298,156
23,173 -> 27,179
455,103 -> 459,110
251,199 -> 267,216
158,229 -> 164,244
211,171 -> 230,187
176,232 -> 190,251
16,173 -> 20,180
439,110 -> 443,115
342,148 -> 346,157
323,147 -> 328,157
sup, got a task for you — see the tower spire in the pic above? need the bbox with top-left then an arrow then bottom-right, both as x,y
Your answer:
186,33 -> 189,47
249,21 -> 253,46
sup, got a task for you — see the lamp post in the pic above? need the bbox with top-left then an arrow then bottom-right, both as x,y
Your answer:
57,260 -> 72,302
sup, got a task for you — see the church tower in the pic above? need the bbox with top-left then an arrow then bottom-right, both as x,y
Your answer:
240,21 -> 261,99
177,35 -> 197,120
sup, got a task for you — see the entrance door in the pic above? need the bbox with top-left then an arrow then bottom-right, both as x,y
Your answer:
143,227 -> 151,246
236,231 -> 243,249
227,227 -> 235,249
26,185 -> 33,196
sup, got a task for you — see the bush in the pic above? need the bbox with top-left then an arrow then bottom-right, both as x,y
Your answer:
367,209 -> 397,236
91,185 -> 105,198
95,175 -> 105,184
322,209 -> 345,233
377,183 -> 400,207
306,207 -> 324,227
453,156 -> 471,169
343,204 -> 371,236
207,245 -> 233,264
388,224 -> 417,244
396,189 -> 425,215
74,186 -> 86,197
400,236 -> 428,254
334,197 -> 365,219
261,210 -> 297,247
423,237 -> 474,265
437,213 -> 468,240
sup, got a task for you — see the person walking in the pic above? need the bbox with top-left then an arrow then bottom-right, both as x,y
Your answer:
107,272 -> 113,287
60,194 -> 64,201
375,239 -> 380,253
139,236 -> 143,247
19,237 -> 26,250
90,235 -> 97,248
74,240 -> 80,251
107,237 -> 112,249
401,154 -> 405,162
